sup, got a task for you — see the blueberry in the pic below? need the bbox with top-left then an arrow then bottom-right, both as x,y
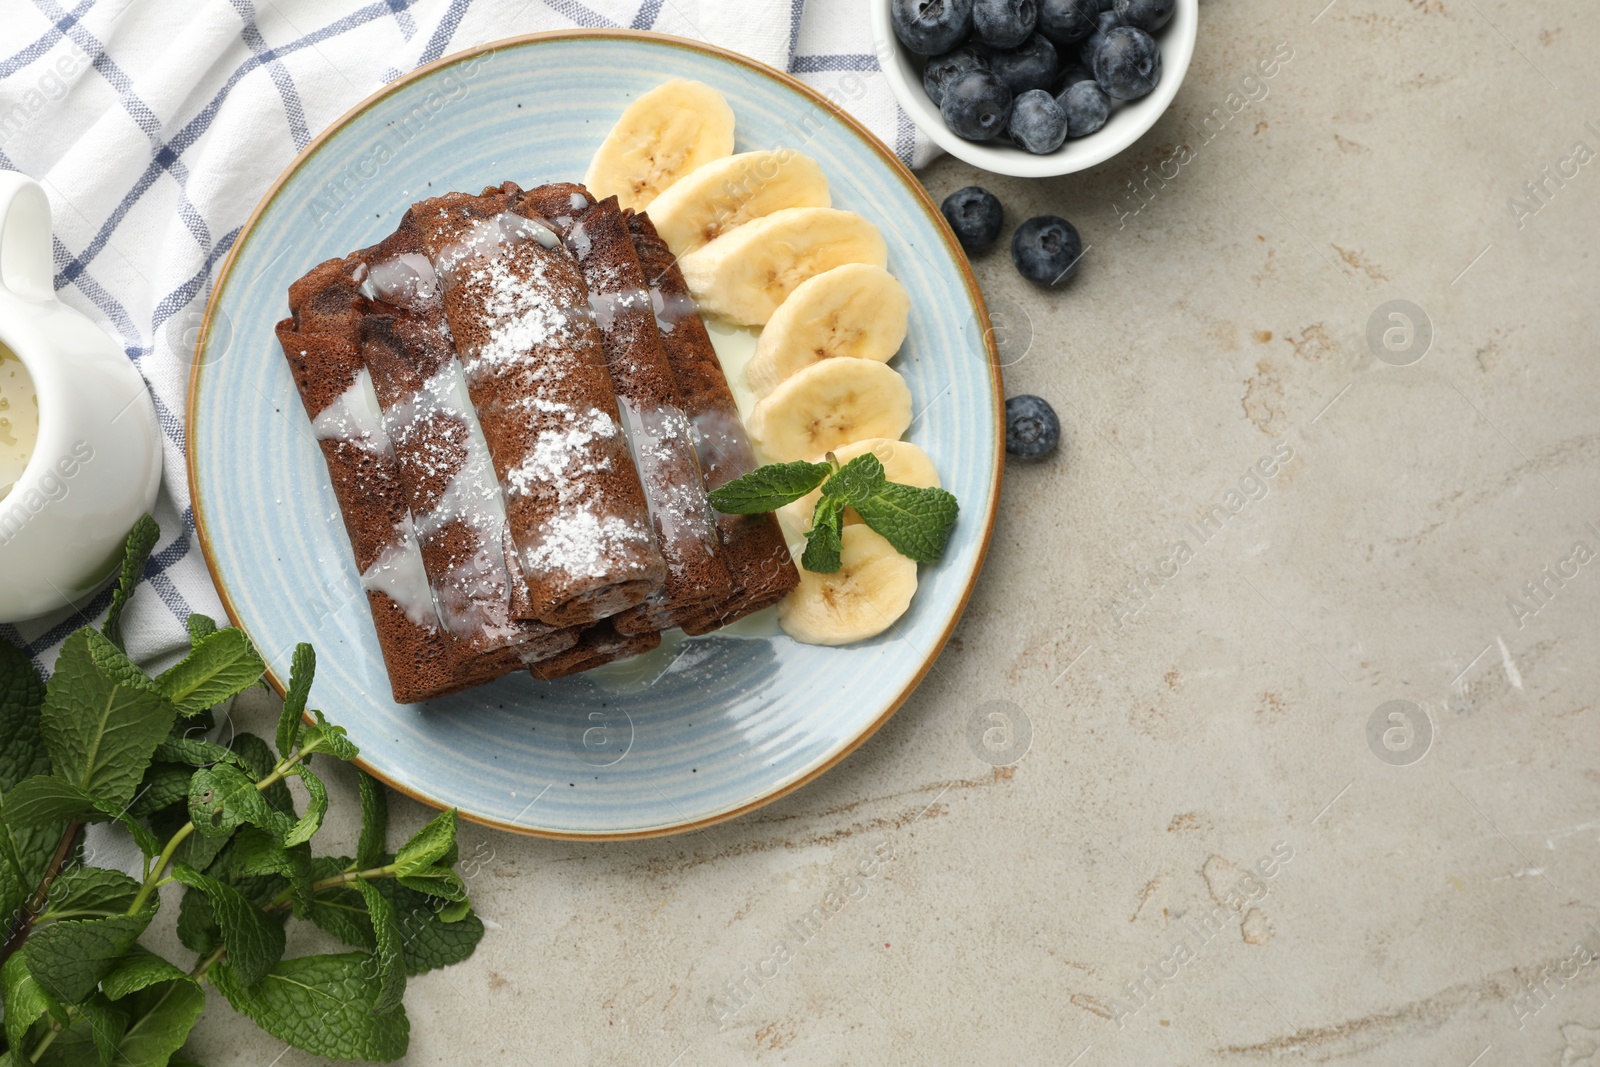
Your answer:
981,33 -> 1059,94
1113,0 -> 1174,32
1094,25 -> 1161,99
923,46 -> 989,106
1005,395 -> 1061,460
1037,0 -> 1097,45
1011,215 -> 1083,285
941,186 -> 1005,252
973,0 -> 1038,49
1057,79 -> 1110,136
1081,9 -> 1122,64
892,0 -> 976,56
1050,57 -> 1094,94
1007,89 -> 1068,153
940,69 -> 1014,141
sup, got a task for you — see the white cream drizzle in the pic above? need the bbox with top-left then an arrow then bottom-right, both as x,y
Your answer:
312,368 -> 389,452
360,518 -> 437,628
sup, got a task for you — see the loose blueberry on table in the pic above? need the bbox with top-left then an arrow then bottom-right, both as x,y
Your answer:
1005,395 -> 1061,461
1011,215 -> 1084,286
941,186 -> 1006,252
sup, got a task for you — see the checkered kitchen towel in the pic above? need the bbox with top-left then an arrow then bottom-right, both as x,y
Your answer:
0,0 -> 937,677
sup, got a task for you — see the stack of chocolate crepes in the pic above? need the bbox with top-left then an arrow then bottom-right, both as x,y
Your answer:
276,181 -> 798,703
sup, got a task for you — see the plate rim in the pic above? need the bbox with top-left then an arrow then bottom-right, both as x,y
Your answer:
187,28 -> 1005,841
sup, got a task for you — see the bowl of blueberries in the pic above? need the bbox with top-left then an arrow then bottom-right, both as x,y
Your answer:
874,0 -> 1197,177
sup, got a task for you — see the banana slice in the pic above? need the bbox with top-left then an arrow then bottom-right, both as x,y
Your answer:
779,526 -> 918,645
585,79 -> 736,211
778,438 -> 940,532
746,264 -> 911,398
677,208 -> 888,326
646,150 -> 831,256
746,359 -> 912,463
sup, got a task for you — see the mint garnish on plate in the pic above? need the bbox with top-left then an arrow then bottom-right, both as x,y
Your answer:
709,452 -> 959,573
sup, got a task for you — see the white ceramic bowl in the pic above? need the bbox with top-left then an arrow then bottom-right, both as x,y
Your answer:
871,0 -> 1198,178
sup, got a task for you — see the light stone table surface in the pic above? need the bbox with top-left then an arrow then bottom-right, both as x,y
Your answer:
183,1 -> 1600,1063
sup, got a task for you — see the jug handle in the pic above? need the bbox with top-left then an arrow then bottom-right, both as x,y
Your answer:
0,172 -> 55,306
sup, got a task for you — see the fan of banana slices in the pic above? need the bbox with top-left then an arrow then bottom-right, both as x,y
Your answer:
587,79 -> 947,647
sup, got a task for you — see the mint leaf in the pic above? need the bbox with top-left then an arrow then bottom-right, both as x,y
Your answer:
801,496 -> 846,574
175,886 -> 217,955
282,765 -> 327,848
309,878 -> 483,977
171,866 -> 285,987
3,953 -> 67,1055
2,776 -> 160,857
101,950 -> 205,1067
395,865 -> 467,904
276,644 -> 314,758
187,765 -> 282,840
38,866 -> 140,921
229,733 -> 293,815
0,639 -> 48,790
152,738 -> 249,771
154,629 -> 265,718
226,830 -> 313,918
108,974 -> 204,1067
186,614 -> 217,647
354,880 -> 406,1013
852,483 -> 960,563
707,460 -> 831,514
0,639 -> 59,890
393,810 -> 457,877
2,775 -> 109,827
302,709 -> 357,761
40,628 -> 178,810
34,990 -> 125,1067
356,772 -> 387,869
22,899 -> 156,1003
127,763 -> 194,817
209,953 -> 410,1061
103,515 -> 159,650
821,451 -> 887,505
100,946 -> 187,999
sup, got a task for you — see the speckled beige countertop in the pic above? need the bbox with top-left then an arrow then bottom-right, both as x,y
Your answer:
184,1 -> 1600,1062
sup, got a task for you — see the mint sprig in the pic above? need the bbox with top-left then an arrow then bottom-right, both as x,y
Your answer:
710,451 -> 960,573
705,459 -> 831,514
0,517 -> 484,1065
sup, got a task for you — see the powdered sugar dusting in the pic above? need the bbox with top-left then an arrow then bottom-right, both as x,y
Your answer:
523,507 -> 653,578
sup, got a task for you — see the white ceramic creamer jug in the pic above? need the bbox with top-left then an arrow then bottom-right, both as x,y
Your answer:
0,172 -> 161,623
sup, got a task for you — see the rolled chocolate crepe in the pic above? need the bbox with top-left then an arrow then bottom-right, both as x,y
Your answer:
512,183 -> 733,634
355,216 -> 575,664
412,189 -> 666,628
527,620 -> 662,682
278,257 -> 534,703
623,210 -> 800,634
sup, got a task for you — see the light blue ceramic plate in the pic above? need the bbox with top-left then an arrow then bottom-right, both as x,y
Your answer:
189,31 -> 1002,839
